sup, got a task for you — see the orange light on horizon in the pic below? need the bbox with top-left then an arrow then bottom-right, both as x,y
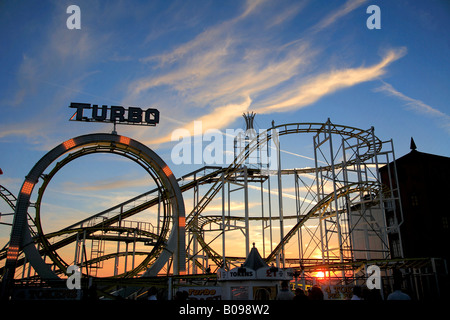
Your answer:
313,271 -> 329,279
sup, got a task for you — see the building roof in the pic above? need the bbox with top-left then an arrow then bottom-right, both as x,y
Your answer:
380,148 -> 450,172
397,149 -> 450,162
242,243 -> 269,271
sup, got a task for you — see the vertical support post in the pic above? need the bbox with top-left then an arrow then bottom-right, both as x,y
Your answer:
295,171 -> 303,265
260,179 -> 266,258
341,137 -> 354,263
221,172 -> 226,269
124,240 -> 129,273
114,206 -> 122,277
244,166 -> 250,257
81,229 -> 87,276
267,169 -> 273,254
168,277 -> 173,300
313,133 -> 325,264
327,119 -> 344,278
274,129 -> 285,268
132,229 -> 137,271
371,127 -> 390,259
157,189 -> 161,236
74,232 -> 80,266
192,179 -> 198,274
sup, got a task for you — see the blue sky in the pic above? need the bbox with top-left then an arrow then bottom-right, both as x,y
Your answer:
1,1 -> 450,262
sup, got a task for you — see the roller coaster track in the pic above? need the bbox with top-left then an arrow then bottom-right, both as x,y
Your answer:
185,121 -> 383,266
0,185 -> 17,254
185,122 -> 382,229
265,181 -> 384,262
44,165 -> 225,275
1,121 -> 385,278
189,180 -> 387,268
0,166 -> 226,275
0,185 -> 39,252
0,185 -> 17,213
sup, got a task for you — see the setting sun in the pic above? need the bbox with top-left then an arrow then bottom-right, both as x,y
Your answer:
313,271 -> 330,279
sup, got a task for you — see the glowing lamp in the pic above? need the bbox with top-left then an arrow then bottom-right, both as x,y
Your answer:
163,165 -> 173,177
63,139 -> 76,150
119,136 -> 130,145
21,181 -> 34,195
7,246 -> 19,260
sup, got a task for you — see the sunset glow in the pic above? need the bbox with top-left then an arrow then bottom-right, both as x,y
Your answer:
1,1 -> 449,301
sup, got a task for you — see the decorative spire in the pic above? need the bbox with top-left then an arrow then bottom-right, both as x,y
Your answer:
243,112 -> 256,131
410,137 -> 417,151
243,244 -> 268,271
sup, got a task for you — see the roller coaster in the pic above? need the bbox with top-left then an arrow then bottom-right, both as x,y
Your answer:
0,118 -> 404,298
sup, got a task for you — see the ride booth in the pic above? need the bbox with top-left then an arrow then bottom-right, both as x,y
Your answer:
218,245 -> 294,300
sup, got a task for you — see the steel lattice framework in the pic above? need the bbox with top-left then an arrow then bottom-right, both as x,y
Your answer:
0,120 -> 404,298
1,134 -> 185,297
184,119 -> 402,281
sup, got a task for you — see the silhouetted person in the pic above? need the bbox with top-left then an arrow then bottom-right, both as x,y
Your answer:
174,290 -> 188,300
387,270 -> 411,300
351,285 -> 363,300
276,280 -> 294,300
147,286 -> 157,300
308,285 -> 324,300
293,288 -> 308,301
364,288 -> 383,301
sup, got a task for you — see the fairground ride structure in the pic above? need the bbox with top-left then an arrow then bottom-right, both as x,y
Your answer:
0,118 -> 408,298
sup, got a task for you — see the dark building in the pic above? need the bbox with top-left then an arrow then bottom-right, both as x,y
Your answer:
380,139 -> 450,262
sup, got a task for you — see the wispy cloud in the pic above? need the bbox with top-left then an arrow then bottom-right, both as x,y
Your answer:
130,12 -> 311,105
2,0 -> 405,152
257,48 -> 406,113
126,0 -> 403,147
126,1 -> 314,144
310,0 -> 367,34
138,0 -> 267,67
150,96 -> 252,145
0,2 -> 112,146
375,81 -> 450,133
